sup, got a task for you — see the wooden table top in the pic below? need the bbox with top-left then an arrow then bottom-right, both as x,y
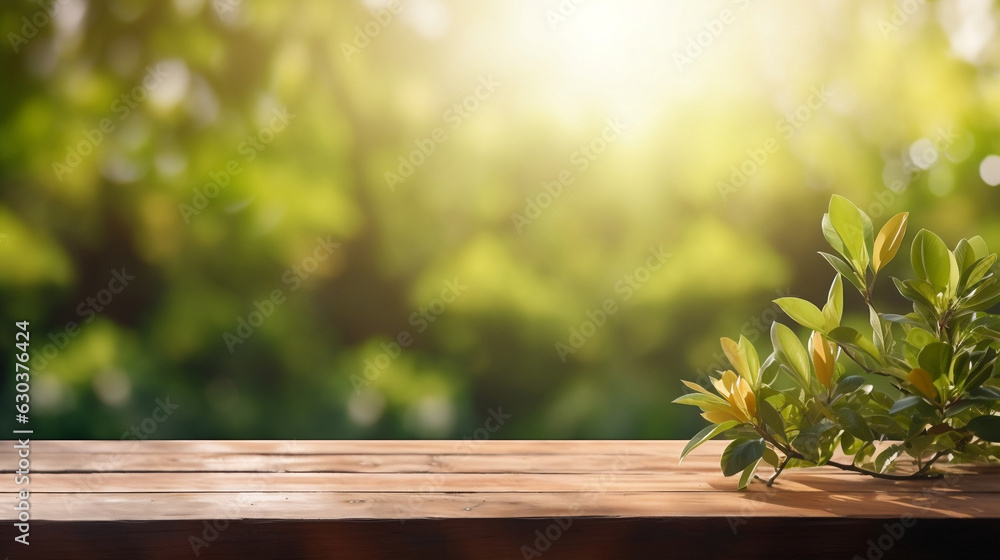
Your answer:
3,439 -> 1000,522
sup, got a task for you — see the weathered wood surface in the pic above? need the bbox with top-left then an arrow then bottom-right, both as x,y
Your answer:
1,440 -> 998,559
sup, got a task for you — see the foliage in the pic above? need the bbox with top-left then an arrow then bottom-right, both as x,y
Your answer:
675,196 -> 1000,489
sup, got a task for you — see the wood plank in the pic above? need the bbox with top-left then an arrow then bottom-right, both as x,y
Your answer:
2,439 -> 998,558
4,490 -> 1000,521
0,452 -> 679,473
8,470 -> 1000,494
0,439 -> 685,455
0,449 -> 915,473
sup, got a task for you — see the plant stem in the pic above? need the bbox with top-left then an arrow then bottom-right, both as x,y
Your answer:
766,454 -> 792,486
864,271 -> 876,306
915,449 -> 949,476
824,458 -> 943,481
752,426 -> 944,485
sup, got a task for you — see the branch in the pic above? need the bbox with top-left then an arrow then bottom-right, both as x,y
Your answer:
825,458 -> 944,481
766,454 -> 793,487
752,426 -> 944,485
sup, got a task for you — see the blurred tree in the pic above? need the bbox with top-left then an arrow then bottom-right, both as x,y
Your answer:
0,0 -> 998,440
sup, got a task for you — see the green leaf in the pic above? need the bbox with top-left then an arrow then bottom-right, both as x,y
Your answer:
721,438 -> 766,477
861,209 -> 875,266
964,254 -> 998,291
917,342 -> 953,379
905,326 -> 936,356
952,350 -> 973,389
952,388 -> 1000,418
889,395 -> 931,415
973,314 -> 1000,334
875,444 -> 902,474
964,279 -> 1000,311
672,392 -> 733,412
955,239 -> 974,273
833,375 -> 868,398
838,408 -> 874,442
968,235 -> 990,261
770,322 -> 811,385
738,335 -> 760,386
843,433 -> 866,455
873,212 -> 909,273
893,277 -> 938,311
828,326 -> 881,363
680,421 -> 740,462
829,195 -> 868,271
762,446 -> 780,467
822,275 -> 844,331
971,386 -> 1000,401
869,304 -> 885,356
910,229 -> 952,292
966,415 -> 1000,443
945,399 -> 983,418
758,353 -> 781,385
757,398 -> 787,443
775,297 -> 827,332
792,420 -> 835,461
822,213 -> 846,258
737,458 -> 762,490
866,415 -> 907,439
880,313 -> 924,328
949,250 -> 961,298
964,350 -> 997,392
819,252 -> 866,293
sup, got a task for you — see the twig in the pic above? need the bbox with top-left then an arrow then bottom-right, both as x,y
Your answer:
753,425 -> 945,485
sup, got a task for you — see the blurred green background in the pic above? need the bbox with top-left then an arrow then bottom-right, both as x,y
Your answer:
1,0 -> 999,440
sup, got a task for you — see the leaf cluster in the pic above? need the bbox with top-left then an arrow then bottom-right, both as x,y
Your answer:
676,196 -> 1000,489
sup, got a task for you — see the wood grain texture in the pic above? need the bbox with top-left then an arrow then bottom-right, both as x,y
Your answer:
0,440 -> 997,559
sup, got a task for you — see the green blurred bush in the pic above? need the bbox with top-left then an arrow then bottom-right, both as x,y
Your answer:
1,0 -> 998,439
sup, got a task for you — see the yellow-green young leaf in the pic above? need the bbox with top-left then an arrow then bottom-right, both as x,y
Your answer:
720,337 -> 751,383
955,239 -> 974,272
702,410 -> 742,424
917,342 -> 953,379
774,297 -> 826,332
968,235 -> 991,261
681,380 -> 713,395
770,322 -> 811,385
672,392 -> 732,413
868,304 -> 885,356
948,250 -> 960,299
680,420 -> 740,463
810,331 -> 835,390
872,212 -> 909,273
904,328 -> 935,366
762,446 -> 780,467
966,254 -> 998,288
822,213 -> 846,258
738,335 -> 760,385
829,195 -> 868,271
828,326 -> 883,364
907,368 -> 938,402
910,229 -> 952,292
822,275 -> 843,332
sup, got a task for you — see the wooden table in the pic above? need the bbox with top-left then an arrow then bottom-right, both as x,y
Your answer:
1,440 -> 998,559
